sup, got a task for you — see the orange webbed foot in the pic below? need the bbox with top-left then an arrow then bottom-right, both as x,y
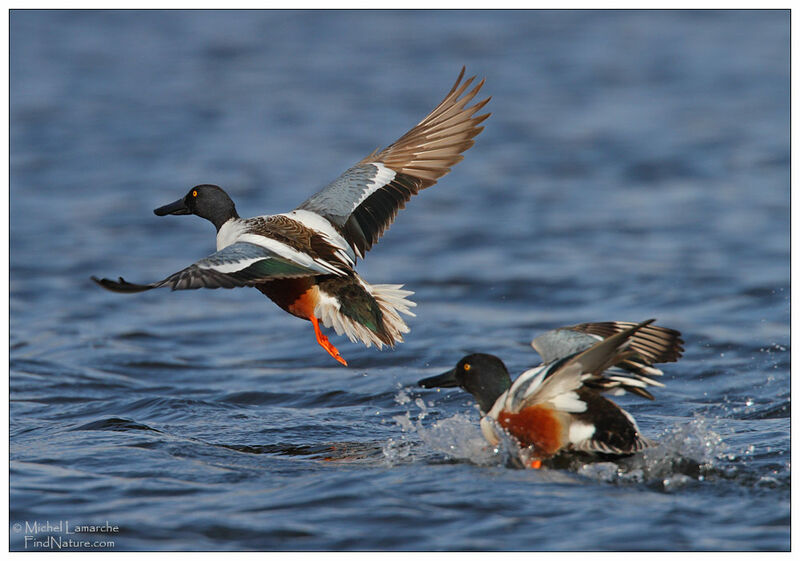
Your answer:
529,460 -> 542,469
310,315 -> 348,366
317,332 -> 348,366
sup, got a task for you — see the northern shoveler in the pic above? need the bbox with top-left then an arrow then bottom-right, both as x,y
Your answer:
92,68 -> 490,365
418,319 -> 684,468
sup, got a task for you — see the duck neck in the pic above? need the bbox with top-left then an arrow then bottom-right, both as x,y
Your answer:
209,207 -> 239,232
473,380 -> 510,414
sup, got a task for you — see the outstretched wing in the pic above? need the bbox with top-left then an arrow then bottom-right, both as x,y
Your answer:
513,320 -> 657,412
565,321 -> 684,364
532,321 -> 683,364
91,241 -> 327,293
530,320 -> 684,400
297,67 -> 491,258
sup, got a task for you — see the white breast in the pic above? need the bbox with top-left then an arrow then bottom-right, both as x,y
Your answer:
216,218 -> 247,250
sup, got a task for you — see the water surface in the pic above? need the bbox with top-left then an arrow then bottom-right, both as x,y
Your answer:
10,10 -> 789,551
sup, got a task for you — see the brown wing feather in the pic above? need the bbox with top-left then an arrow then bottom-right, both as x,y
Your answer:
366,67 -> 491,185
568,321 -> 684,364
300,68 -> 490,258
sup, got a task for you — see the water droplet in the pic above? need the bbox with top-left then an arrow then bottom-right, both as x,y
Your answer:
414,397 -> 428,419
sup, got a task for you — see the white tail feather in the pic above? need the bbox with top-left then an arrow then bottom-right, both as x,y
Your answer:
314,280 -> 416,349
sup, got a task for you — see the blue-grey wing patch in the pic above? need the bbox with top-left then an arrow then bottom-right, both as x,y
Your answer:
298,163 -> 420,257
533,322 -> 684,365
297,67 -> 490,258
531,330 -> 600,364
92,242 -> 323,293
531,320 -> 683,401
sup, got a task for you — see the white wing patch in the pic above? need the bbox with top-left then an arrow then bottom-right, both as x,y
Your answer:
237,233 -> 346,276
278,209 -> 356,267
508,363 -> 586,413
350,162 -> 396,213
198,257 -> 264,274
504,365 -> 548,410
550,391 -> 588,414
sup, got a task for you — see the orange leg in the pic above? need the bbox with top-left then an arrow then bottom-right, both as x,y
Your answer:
529,460 -> 542,469
309,314 -> 348,366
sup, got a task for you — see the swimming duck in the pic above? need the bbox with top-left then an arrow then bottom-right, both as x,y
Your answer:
418,320 -> 684,467
93,68 -> 490,365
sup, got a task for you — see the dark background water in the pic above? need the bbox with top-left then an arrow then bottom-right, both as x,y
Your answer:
10,10 -> 789,551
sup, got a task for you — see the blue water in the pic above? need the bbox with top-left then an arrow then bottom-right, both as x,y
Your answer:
10,10 -> 789,551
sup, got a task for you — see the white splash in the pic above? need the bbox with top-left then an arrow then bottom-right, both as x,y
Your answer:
383,389 -> 505,467
385,390 -> 735,484
576,414 -> 729,487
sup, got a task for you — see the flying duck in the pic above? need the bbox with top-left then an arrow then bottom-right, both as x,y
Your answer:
93,68 -> 490,365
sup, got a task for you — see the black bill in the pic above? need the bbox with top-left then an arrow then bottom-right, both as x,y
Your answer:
417,368 -> 459,388
154,198 -> 190,216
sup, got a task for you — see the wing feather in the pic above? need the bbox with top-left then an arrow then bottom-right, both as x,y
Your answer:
515,320 -> 657,412
531,319 -> 683,398
298,67 -> 490,257
92,242 -> 325,293
567,321 -> 684,363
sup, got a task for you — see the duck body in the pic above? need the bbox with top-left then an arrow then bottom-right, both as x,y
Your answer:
93,69 -> 490,365
419,319 -> 684,467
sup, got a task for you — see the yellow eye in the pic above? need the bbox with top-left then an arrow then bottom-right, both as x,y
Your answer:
192,190 -> 198,197
463,363 -> 471,371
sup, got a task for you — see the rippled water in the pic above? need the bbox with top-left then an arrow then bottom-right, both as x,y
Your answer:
10,10 -> 789,551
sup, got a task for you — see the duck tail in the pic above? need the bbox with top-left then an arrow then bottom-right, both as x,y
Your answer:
314,275 -> 416,349
369,282 -> 417,345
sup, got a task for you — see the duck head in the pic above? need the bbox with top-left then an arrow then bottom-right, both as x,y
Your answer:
418,353 -> 512,414
154,184 -> 239,231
